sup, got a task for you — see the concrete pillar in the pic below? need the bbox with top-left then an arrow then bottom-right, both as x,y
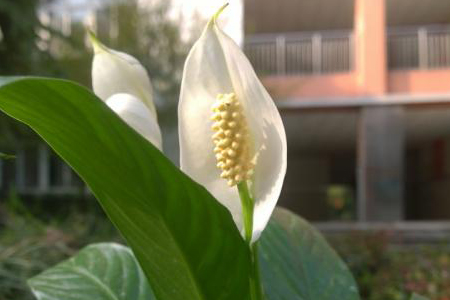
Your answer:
15,149 -> 25,192
357,106 -> 405,221
354,0 -> 387,95
0,159 -> 3,191
38,144 -> 50,193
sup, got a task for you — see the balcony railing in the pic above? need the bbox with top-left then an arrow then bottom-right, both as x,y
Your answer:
245,25 -> 450,76
244,30 -> 353,76
388,25 -> 450,70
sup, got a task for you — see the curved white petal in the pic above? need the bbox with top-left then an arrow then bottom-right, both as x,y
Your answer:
178,15 -> 287,241
107,93 -> 162,150
90,33 -> 157,118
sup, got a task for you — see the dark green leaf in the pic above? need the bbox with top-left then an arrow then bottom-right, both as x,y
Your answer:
259,208 -> 360,300
28,243 -> 156,300
0,77 -> 251,300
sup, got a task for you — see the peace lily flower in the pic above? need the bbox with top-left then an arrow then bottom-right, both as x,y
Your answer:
178,5 -> 287,242
89,31 -> 162,150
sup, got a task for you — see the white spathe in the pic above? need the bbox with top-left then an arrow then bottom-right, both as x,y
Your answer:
107,93 -> 162,150
178,10 -> 287,241
90,33 -> 162,150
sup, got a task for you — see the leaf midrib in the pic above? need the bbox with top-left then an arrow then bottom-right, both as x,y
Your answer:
63,265 -> 121,300
105,191 -> 206,300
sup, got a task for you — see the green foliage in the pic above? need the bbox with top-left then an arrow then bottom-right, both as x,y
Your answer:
326,185 -> 355,220
370,246 -> 450,300
330,231 -> 389,297
0,0 -> 70,146
259,208 -> 360,300
0,77 -> 251,300
4,205 -> 448,300
331,232 -> 450,300
97,0 -> 192,104
0,0 -> 55,75
28,243 -> 155,300
0,152 -> 15,159
410,293 -> 430,300
0,193 -> 120,300
28,207 -> 362,300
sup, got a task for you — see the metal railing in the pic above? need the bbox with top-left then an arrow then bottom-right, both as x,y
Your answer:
246,25 -> 450,76
388,25 -> 450,70
244,30 -> 353,76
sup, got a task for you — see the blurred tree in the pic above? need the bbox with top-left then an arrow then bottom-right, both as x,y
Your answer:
0,0 -> 60,147
0,0 -> 57,75
96,0 -> 192,105
0,0 -> 201,158
94,0 -> 201,161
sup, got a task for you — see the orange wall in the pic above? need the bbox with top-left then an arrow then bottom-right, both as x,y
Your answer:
259,0 -> 450,100
262,72 -> 360,100
388,69 -> 450,94
262,0 -> 390,101
354,0 -> 387,95
263,68 -> 450,100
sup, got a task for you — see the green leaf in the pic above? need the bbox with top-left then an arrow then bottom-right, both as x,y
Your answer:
0,152 -> 15,160
411,293 -> 429,300
259,208 -> 360,300
28,243 -> 156,300
0,77 -> 251,300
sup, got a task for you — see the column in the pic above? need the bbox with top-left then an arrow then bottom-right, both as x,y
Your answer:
354,0 -> 387,95
38,144 -> 50,193
15,149 -> 25,192
0,159 -> 3,191
357,106 -> 405,221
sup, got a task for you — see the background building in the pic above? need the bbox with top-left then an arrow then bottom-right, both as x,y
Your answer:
2,0 -> 450,227
244,0 -> 450,225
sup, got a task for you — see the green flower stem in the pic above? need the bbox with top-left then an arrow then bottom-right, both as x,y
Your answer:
238,181 -> 254,244
250,242 -> 264,300
237,181 -> 264,300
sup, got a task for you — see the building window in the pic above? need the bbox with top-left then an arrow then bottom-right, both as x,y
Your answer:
11,144 -> 85,195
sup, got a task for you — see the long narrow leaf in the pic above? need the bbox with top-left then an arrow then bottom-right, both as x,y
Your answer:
0,77 -> 251,300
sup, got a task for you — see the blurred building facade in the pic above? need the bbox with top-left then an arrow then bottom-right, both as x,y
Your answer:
2,0 -> 450,227
244,0 -> 450,222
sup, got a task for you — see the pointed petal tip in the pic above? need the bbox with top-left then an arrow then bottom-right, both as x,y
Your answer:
214,3 -> 229,20
87,29 -> 107,54
207,3 -> 229,27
